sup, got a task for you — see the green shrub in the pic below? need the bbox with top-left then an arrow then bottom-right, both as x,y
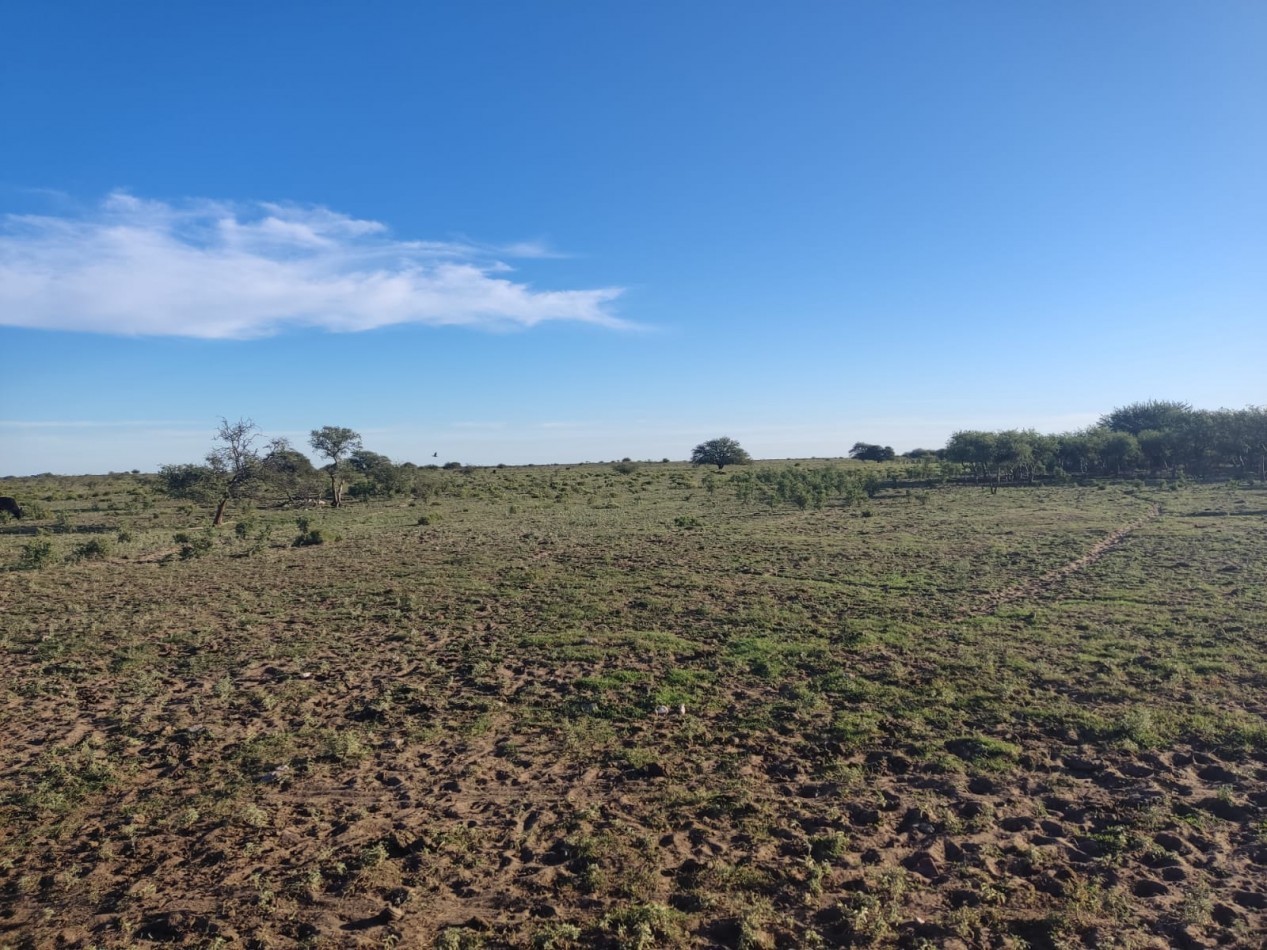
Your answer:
601,903 -> 686,949
174,530 -> 213,560
532,923 -> 583,949
71,539 -> 109,561
294,529 -> 326,547
16,538 -> 56,570
810,831 -> 849,861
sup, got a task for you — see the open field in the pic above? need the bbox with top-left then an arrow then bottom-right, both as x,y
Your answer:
1,465 -> 1265,948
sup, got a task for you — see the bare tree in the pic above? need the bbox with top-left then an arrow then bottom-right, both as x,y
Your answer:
160,418 -> 290,526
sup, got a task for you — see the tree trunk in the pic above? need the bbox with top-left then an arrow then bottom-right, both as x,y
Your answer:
213,496 -> 230,526
329,471 -> 341,507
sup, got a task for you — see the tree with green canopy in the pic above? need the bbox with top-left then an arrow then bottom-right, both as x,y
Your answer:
309,426 -> 363,507
690,437 -> 752,471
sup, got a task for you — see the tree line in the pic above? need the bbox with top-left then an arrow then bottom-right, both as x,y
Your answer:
940,401 -> 1267,484
690,402 -> 1266,486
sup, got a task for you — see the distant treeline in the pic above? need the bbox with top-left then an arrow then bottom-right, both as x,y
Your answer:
722,401 -> 1265,512
929,401 -> 1266,482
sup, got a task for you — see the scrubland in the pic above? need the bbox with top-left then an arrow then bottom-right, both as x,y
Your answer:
1,464 -> 1265,948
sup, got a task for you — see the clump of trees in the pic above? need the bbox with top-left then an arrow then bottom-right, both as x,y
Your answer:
941,401 -> 1267,483
264,447 -> 324,504
691,437 -> 751,471
159,419 -> 299,526
346,449 -> 411,500
161,420 -> 460,524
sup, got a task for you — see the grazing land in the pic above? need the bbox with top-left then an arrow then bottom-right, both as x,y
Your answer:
1,464 -> 1265,948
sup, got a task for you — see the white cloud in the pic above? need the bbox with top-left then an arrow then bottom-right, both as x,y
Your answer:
0,192 -> 627,338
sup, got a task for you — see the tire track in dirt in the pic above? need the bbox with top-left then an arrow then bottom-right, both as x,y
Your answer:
963,501 -> 1161,619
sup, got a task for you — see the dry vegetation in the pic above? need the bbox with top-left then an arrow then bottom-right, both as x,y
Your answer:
1,463 -> 1265,948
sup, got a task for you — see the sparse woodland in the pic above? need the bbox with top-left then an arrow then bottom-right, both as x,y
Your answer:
134,401 -> 1267,528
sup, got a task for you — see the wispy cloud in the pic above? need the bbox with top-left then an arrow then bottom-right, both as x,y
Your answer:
0,192 -> 627,338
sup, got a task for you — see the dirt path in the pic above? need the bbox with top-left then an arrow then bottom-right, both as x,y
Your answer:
964,501 -> 1161,619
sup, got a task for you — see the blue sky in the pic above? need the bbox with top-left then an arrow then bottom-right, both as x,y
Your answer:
2,2 -> 1264,474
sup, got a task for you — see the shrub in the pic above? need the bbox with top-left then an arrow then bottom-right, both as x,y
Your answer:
16,538 -> 56,570
532,922 -> 583,949
810,831 -> 849,861
601,903 -> 686,948
71,539 -> 109,561
174,531 -> 213,560
293,528 -> 326,547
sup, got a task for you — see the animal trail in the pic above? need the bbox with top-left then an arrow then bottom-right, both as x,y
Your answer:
966,502 -> 1161,618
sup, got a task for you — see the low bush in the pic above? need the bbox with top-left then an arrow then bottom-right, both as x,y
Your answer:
16,538 -> 56,570
293,528 -> 327,547
173,531 -> 213,560
71,539 -> 109,561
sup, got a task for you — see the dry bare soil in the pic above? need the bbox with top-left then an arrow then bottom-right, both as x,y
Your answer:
1,466 -> 1265,948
